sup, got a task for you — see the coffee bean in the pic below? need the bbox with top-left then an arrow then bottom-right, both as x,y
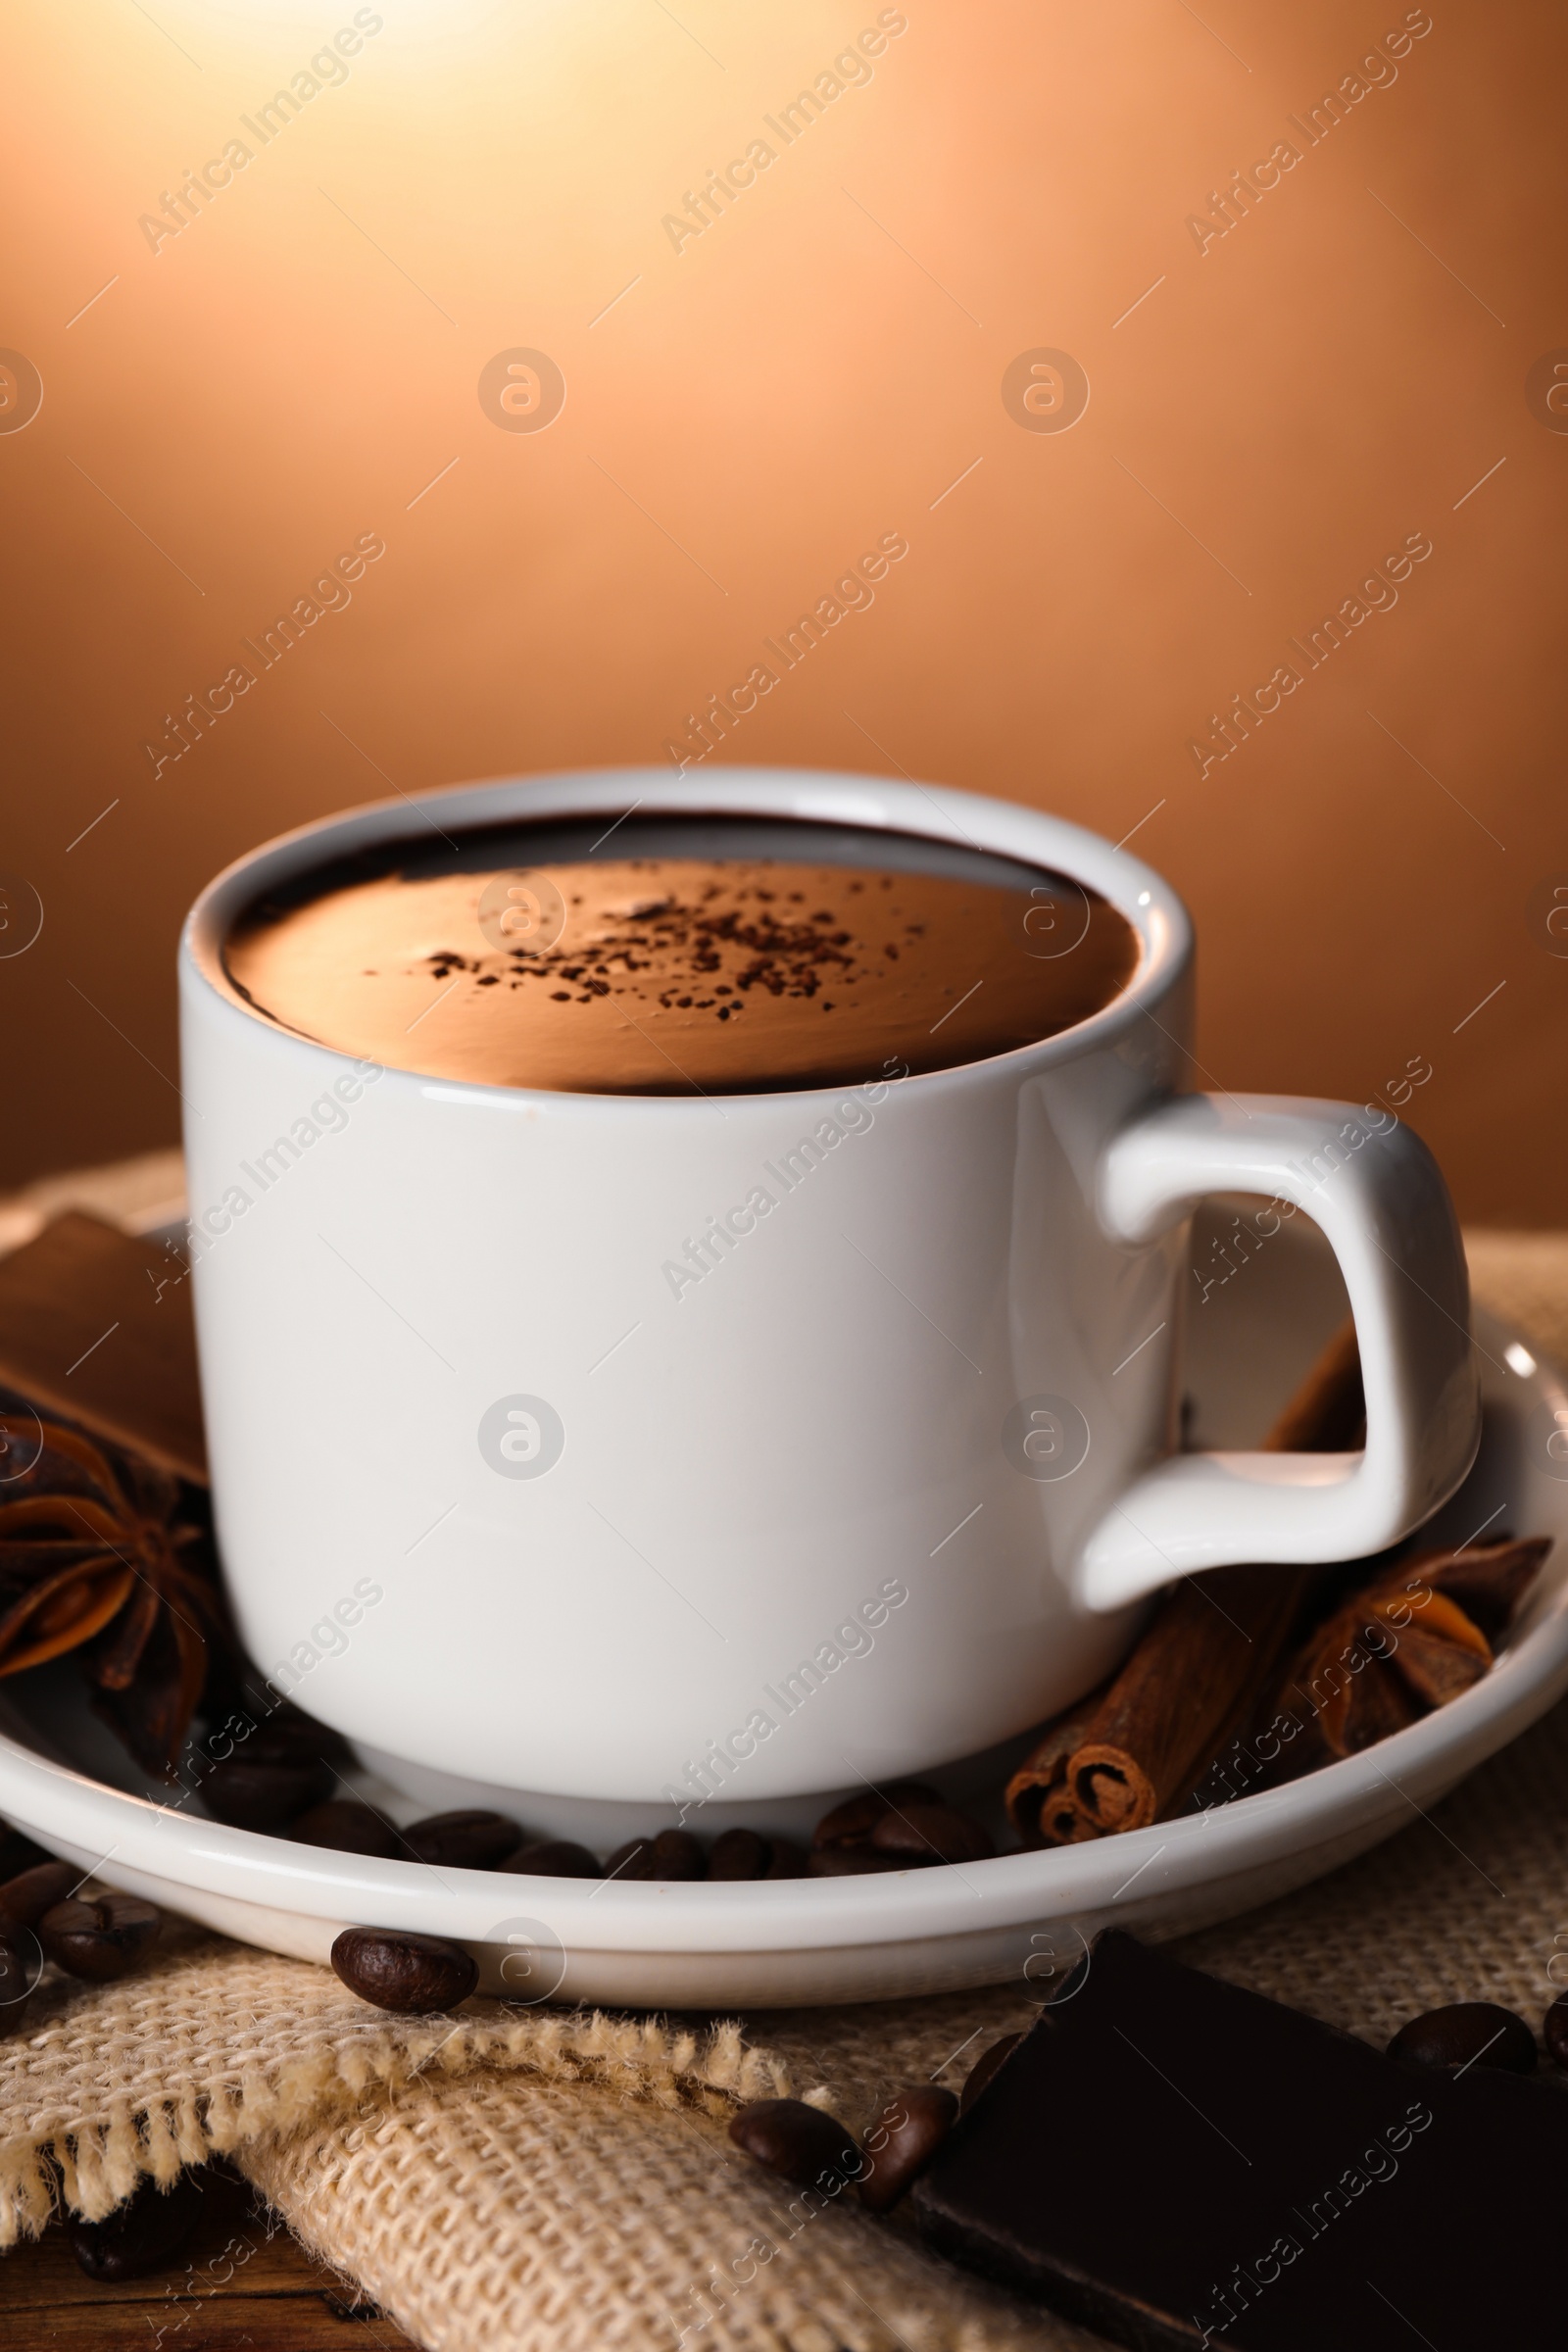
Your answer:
502,1838 -> 600,1879
64,2170 -> 206,2282
0,1926 -> 36,2032
1544,1993 -> 1568,2072
213,1711 -> 351,1774
39,1893 -> 162,1984
764,1837 -> 808,1880
960,2032 -> 1024,2115
728,2098 -> 861,2190
709,1829 -> 768,1880
204,1756 -> 337,1831
858,2085 -> 958,2212
403,1810 -> 525,1869
291,1801 -> 403,1859
813,1784 -> 940,1850
807,1846 -> 908,1877
653,1830 -> 708,1881
871,1801 -> 995,1865
331,1927 -> 477,2013
248,1708 -> 354,1765
1388,2001 -> 1537,2075
709,1830 -> 808,1880
0,1859 -> 81,1928
605,1830 -> 707,1882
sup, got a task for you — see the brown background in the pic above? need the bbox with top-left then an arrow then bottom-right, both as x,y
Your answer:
1,0 -> 1564,1221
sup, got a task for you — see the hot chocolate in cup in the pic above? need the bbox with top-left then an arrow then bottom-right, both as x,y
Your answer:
221,815 -> 1142,1096
180,769 -> 1478,1843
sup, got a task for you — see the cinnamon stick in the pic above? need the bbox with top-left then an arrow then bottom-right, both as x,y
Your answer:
1003,1680 -> 1114,1847
1006,1319 -> 1362,1845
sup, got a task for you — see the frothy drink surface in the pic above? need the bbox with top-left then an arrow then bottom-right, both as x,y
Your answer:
223,819 -> 1140,1095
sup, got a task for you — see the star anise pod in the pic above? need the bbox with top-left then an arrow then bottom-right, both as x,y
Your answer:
1277,1536 -> 1551,1764
0,1412 -> 230,1778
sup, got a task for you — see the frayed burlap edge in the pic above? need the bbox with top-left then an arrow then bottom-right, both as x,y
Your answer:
0,1932 -> 802,2247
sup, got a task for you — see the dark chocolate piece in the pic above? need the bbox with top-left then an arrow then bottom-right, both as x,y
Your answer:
911,1931 -> 1568,2350
64,2170 -> 206,2280
0,1213 -> 206,1483
958,2032 -> 1023,2115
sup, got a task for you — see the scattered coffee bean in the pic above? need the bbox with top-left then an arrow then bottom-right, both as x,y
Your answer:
1544,1993 -> 1568,2072
200,1711 -> 354,1830
960,2033 -> 1024,2115
331,1927 -> 478,2013
0,1926 -> 36,2033
0,1859 -> 81,1928
810,1784 -> 994,1871
871,1801 -> 995,1865
709,1829 -> 768,1880
813,1784 -> 940,1851
606,1830 -> 707,1882
64,2170 -> 206,2282
39,1893 -> 162,1984
203,1756 -> 338,1831
290,1801 -> 404,1859
403,1810 -> 525,1870
728,2098 -> 862,2190
255,1707 -> 354,1764
709,1830 -> 809,1880
0,1827 -> 51,1884
858,2085 -> 958,2212
807,1845 -> 908,1877
654,1830 -> 708,1880
502,1838 -> 601,1879
1388,2001 -> 1537,2076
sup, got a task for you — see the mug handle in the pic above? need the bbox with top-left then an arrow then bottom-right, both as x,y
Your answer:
1075,1093 -> 1481,1613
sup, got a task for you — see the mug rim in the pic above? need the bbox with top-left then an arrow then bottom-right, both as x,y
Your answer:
180,765 -> 1193,1105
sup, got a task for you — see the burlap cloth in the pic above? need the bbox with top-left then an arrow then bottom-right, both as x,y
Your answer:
0,1210 -> 1561,2350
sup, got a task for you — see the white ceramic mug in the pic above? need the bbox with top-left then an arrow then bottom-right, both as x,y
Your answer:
179,768 -> 1479,1839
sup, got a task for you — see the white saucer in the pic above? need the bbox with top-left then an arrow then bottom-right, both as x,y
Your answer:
0,1213 -> 1563,2009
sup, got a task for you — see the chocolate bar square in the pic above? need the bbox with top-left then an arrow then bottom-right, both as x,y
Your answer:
911,1930 -> 1563,2349
0,1210 -> 205,1482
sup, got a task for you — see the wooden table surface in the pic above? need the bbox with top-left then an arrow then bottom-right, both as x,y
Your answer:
0,2168 -> 420,2351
